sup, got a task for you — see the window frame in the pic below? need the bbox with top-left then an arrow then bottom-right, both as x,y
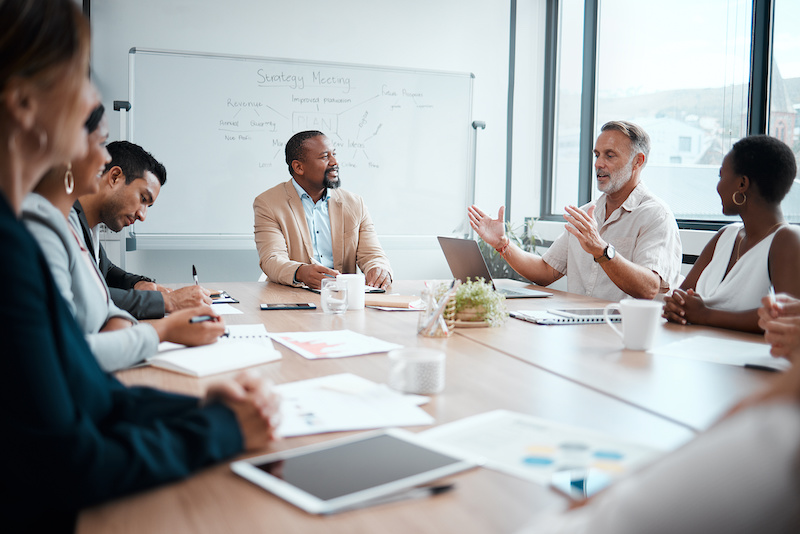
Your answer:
539,0 -> 776,230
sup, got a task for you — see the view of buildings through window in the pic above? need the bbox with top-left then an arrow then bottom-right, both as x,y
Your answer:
551,0 -> 800,223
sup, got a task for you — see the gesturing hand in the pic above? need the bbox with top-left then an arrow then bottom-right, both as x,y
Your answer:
563,205 -> 605,258
467,205 -> 505,249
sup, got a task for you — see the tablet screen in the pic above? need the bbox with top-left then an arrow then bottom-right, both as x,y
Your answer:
253,434 -> 462,501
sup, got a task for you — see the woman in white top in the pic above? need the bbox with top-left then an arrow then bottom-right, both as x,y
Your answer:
22,104 -> 224,371
663,135 -> 800,332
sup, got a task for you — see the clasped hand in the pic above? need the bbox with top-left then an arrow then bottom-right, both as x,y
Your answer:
758,294 -> 800,361
662,288 -> 707,325
206,369 -> 282,450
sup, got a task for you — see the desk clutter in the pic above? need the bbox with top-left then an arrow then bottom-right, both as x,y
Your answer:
99,280 -> 789,528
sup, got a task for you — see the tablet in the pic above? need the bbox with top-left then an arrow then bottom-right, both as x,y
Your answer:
231,428 -> 478,514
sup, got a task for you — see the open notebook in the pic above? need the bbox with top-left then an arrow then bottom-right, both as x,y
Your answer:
149,324 -> 281,377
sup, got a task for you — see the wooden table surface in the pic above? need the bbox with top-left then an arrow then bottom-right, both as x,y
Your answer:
77,280 -> 767,533
460,280 -> 776,431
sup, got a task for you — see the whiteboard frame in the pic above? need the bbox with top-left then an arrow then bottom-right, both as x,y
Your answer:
126,48 -> 476,250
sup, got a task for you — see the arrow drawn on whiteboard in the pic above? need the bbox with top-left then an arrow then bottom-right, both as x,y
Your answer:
364,124 -> 382,142
339,95 -> 379,116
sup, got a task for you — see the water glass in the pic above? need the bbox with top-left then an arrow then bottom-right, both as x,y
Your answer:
320,278 -> 348,314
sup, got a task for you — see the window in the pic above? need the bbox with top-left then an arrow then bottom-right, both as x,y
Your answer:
769,0 -> 800,223
543,0 -> 795,225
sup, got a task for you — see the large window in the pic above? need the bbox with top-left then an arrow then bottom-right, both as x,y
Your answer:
545,0 -> 799,224
770,0 -> 800,222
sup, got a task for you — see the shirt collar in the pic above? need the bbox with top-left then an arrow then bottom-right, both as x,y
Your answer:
292,178 -> 328,203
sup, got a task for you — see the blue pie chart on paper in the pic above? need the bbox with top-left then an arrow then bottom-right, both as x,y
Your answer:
523,456 -> 555,466
593,450 -> 624,460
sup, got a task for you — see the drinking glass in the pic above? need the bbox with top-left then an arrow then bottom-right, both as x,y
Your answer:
320,278 -> 348,314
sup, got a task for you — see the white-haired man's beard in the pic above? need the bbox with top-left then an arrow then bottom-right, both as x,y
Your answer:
597,157 -> 633,194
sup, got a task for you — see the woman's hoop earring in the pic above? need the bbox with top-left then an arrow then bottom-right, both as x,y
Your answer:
8,126 -> 48,158
64,163 -> 75,195
732,191 -> 746,206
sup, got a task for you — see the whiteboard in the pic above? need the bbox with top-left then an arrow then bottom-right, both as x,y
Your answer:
128,48 -> 475,241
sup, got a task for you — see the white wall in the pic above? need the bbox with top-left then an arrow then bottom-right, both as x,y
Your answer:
90,0 -> 544,282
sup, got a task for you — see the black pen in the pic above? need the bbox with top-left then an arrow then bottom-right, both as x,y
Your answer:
744,363 -> 780,373
189,315 -> 217,324
192,264 -> 199,286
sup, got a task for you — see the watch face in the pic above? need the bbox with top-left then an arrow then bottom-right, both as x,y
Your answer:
605,244 -> 616,260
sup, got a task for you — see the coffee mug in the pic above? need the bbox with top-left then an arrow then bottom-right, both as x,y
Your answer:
603,299 -> 662,351
388,348 -> 446,394
337,273 -> 365,310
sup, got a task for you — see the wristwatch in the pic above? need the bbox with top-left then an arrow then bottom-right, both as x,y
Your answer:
594,243 -> 616,264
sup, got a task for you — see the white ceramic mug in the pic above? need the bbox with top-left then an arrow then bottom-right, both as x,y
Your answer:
337,273 -> 365,310
388,348 -> 446,394
603,299 -> 662,351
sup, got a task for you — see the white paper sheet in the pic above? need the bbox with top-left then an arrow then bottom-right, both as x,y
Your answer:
209,303 -> 243,315
275,373 -> 434,437
651,335 -> 791,371
421,410 -> 660,486
270,329 -> 403,359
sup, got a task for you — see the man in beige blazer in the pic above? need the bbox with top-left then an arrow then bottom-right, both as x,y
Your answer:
253,130 -> 392,289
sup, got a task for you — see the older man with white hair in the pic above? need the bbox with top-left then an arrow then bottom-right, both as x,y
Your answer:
468,120 -> 681,301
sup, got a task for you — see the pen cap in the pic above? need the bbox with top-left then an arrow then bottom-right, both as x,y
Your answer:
337,273 -> 365,310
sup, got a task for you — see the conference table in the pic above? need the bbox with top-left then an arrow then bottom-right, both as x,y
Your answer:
77,280 -> 777,533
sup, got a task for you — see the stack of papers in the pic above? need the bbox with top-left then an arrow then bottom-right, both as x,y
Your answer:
150,324 -> 281,376
270,329 -> 402,359
275,373 -> 433,437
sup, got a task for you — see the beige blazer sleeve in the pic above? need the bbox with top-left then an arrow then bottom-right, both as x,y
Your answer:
253,181 -> 313,286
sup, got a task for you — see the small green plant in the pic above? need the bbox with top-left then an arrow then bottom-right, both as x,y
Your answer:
438,278 -> 508,327
478,217 -> 540,282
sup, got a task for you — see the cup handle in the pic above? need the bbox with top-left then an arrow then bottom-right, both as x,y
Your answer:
603,303 -> 623,339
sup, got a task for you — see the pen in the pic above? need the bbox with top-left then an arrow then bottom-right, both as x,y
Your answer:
189,315 -> 217,324
193,264 -> 199,286
328,483 -> 455,514
744,363 -> 780,373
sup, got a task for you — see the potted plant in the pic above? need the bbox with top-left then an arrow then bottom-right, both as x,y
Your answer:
437,278 -> 508,327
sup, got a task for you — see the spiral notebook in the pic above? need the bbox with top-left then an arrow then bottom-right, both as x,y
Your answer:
149,324 -> 280,376
511,309 -> 621,325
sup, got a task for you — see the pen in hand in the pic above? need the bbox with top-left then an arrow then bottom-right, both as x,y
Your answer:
193,265 -> 199,286
189,315 -> 218,324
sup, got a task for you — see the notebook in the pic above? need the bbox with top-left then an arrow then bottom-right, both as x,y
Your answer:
511,309 -> 621,325
149,324 -> 281,376
437,236 -> 551,299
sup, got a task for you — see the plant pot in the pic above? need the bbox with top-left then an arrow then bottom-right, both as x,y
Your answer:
452,305 -> 490,328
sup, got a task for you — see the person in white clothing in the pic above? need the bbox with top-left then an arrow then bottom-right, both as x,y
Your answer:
663,135 -> 800,332
469,121 -> 681,301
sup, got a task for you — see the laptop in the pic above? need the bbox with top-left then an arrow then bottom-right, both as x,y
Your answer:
437,236 -> 552,299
